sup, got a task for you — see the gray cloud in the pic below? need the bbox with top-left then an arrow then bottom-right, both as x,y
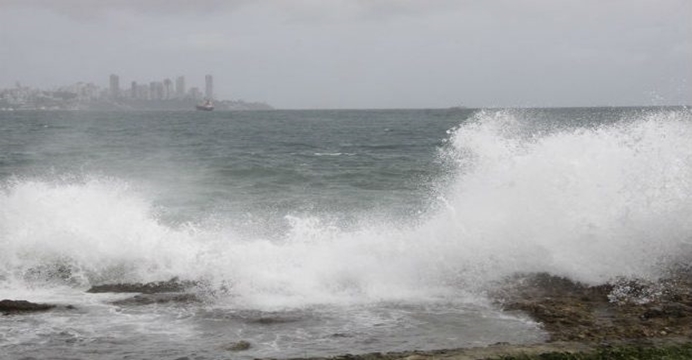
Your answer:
0,0 -> 251,18
1,0 -> 690,108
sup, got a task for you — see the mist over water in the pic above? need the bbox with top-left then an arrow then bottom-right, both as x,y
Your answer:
432,109 -> 692,286
1,107 -> 691,357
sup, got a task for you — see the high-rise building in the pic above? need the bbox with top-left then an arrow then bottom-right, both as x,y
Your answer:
175,76 -> 186,99
150,81 -> 164,100
205,74 -> 213,100
109,74 -> 120,99
136,84 -> 149,100
189,87 -> 201,100
163,78 -> 173,100
131,81 -> 137,99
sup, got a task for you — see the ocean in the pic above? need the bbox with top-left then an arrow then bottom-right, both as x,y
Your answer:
1,107 -> 691,359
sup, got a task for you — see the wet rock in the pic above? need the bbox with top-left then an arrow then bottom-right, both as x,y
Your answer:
223,340 -> 251,351
498,269 -> 692,342
111,293 -> 200,306
87,277 -> 195,294
250,316 -> 301,325
1,299 -> 56,315
660,303 -> 692,318
331,333 -> 354,338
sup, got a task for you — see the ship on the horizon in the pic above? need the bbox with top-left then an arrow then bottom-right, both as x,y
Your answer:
195,99 -> 214,111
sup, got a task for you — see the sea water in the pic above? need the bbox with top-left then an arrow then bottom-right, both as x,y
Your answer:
1,107 -> 690,359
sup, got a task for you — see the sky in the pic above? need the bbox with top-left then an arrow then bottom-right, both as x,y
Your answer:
0,0 -> 690,109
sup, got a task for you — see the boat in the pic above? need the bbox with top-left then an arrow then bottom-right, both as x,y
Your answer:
196,100 -> 214,111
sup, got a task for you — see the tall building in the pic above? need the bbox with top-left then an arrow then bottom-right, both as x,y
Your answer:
150,81 -> 164,100
189,87 -> 201,101
205,74 -> 213,100
109,74 -> 120,99
175,76 -> 186,99
136,84 -> 149,100
131,81 -> 137,99
163,78 -> 173,100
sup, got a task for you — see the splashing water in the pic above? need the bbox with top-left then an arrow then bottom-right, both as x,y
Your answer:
429,109 -> 692,287
1,108 -> 691,310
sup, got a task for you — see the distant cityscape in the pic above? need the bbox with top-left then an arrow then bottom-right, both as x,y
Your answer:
0,74 -> 272,111
110,74 -> 214,102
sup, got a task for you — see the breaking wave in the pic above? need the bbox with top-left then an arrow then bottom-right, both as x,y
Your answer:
1,108 -> 691,309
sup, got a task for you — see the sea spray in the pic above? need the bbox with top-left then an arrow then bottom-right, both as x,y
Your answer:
1,108 -> 691,309
432,109 -> 692,286
0,177 -> 203,287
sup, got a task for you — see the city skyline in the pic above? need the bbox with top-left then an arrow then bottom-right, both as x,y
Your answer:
1,1 -> 689,109
2,74 -> 215,100
0,73 -> 274,111
108,74 -> 213,101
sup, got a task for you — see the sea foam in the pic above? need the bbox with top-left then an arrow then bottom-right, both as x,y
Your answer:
427,109 -> 692,287
1,108 -> 691,308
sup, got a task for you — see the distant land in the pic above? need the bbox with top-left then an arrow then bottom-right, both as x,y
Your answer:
0,97 -> 273,111
0,75 -> 273,111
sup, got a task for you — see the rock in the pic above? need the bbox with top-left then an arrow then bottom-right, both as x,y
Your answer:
111,293 -> 200,306
87,277 -> 195,294
223,340 -> 251,351
331,333 -> 353,338
662,303 -> 692,318
87,278 -> 204,306
641,306 -> 665,319
250,316 -> 300,325
498,269 -> 692,342
1,299 -> 56,315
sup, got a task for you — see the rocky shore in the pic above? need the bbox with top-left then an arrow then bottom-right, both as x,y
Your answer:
3,269 -> 691,359
498,271 -> 692,342
280,268 -> 692,359
0,299 -> 56,315
294,268 -> 692,360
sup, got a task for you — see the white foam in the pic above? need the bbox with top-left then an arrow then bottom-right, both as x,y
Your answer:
2,108 -> 691,309
429,109 -> 692,285
0,177 -> 202,288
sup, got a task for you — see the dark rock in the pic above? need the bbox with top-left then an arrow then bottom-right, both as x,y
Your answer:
111,293 -> 200,306
223,340 -> 251,351
331,333 -> 354,338
641,306 -> 666,319
1,299 -> 56,315
661,303 -> 692,318
87,277 -> 195,294
250,316 -> 300,325
498,270 -> 692,342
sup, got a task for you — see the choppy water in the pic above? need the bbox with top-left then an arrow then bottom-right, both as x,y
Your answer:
1,107 -> 691,359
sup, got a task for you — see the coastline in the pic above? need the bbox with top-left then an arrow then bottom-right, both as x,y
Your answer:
278,339 -> 692,360
4,270 -> 689,359
279,269 -> 692,360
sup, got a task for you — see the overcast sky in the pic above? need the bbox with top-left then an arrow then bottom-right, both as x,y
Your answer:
1,0 -> 690,109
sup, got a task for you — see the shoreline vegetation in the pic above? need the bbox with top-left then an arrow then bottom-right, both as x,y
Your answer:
2,268 -> 690,359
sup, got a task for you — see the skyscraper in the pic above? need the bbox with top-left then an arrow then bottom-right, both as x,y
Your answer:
150,81 -> 164,100
176,76 -> 186,99
163,78 -> 173,100
205,74 -> 213,100
109,74 -> 120,99
189,87 -> 201,100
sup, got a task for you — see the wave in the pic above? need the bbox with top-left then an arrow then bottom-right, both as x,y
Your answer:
429,108 -> 692,285
1,108 -> 691,309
